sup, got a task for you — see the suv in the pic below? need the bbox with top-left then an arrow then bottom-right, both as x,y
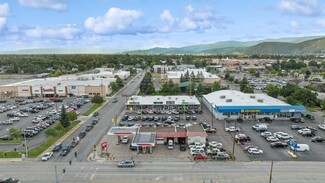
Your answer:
235,134 -> 251,142
121,136 -> 129,144
211,152 -> 230,160
93,112 -> 99,117
112,98 -> 118,103
53,143 -> 62,152
305,114 -> 315,120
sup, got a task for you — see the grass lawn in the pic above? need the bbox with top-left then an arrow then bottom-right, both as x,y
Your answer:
0,121 -> 79,158
0,140 -> 23,144
152,74 -> 161,78
83,103 -> 102,116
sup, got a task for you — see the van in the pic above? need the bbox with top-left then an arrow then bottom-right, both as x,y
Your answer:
167,139 -> 174,150
291,144 -> 310,152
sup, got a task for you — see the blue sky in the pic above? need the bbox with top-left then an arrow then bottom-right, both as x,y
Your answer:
0,0 -> 324,51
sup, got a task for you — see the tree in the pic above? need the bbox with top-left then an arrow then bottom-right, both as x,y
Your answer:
249,68 -> 256,75
67,111 -> 78,121
60,105 -> 70,128
292,88 -> 318,107
91,94 -> 104,103
285,96 -> 299,105
53,70 -> 63,77
264,84 -> 280,98
145,83 -> 155,95
280,83 -> 300,97
9,128 -> 21,140
109,82 -> 118,92
212,81 -> 221,92
255,71 -> 260,77
115,75 -> 124,88
242,85 -> 254,93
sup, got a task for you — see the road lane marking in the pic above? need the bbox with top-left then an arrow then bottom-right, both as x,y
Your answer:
90,174 -> 95,180
83,173 -> 88,180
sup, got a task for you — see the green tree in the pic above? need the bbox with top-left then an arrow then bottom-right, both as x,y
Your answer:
67,111 -> 78,121
9,128 -> 21,140
212,81 -> 221,91
109,82 -> 118,92
53,70 -> 63,77
242,85 -> 254,93
78,64 -> 86,72
249,68 -> 256,75
44,128 -> 57,138
60,105 -> 70,128
145,83 -> 155,95
280,83 -> 300,97
264,84 -> 280,98
54,123 -> 64,133
115,75 -> 124,88
292,88 -> 318,107
91,94 -> 104,103
285,96 -> 300,105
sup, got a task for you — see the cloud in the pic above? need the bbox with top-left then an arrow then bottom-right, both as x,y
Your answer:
277,0 -> 323,16
84,7 -> 149,35
315,19 -> 325,27
0,3 -> 10,30
290,20 -> 299,28
24,25 -> 80,40
18,0 -> 67,11
160,5 -> 229,33
0,3 -> 10,17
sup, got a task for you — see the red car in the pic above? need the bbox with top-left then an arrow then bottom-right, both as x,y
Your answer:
243,145 -> 258,151
193,153 -> 207,160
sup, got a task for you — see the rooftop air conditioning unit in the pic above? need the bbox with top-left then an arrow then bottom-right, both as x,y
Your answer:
220,95 -> 226,99
257,99 -> 263,103
226,99 -> 232,102
250,95 -> 256,99
157,98 -> 160,100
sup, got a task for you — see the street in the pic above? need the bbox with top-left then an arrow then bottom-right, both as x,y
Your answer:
0,161 -> 325,183
50,73 -> 144,162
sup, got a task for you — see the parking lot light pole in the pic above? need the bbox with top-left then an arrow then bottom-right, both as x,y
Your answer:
232,122 -> 237,156
211,103 -> 214,128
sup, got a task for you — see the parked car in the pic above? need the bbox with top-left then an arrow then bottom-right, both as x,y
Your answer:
180,144 -> 186,151
112,98 -> 118,103
78,130 -> 86,139
270,142 -> 288,148
305,114 -> 315,120
0,135 -> 12,141
211,152 -> 230,160
311,136 -> 325,143
85,124 -> 93,132
235,134 -> 251,142
266,136 -> 279,142
193,153 -> 207,160
225,126 -> 240,132
248,148 -> 263,155
0,178 -> 20,183
318,125 -> 325,130
291,125 -> 302,130
41,152 -> 53,161
70,140 -> 79,148
208,141 -> 222,149
117,159 -> 135,168
260,132 -> 272,138
121,136 -> 129,144
243,145 -> 258,151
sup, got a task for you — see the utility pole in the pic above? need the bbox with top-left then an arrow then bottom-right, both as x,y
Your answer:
232,122 -> 237,156
269,160 -> 274,183
211,103 -> 214,128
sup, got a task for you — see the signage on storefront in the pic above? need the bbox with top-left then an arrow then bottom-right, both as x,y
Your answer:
244,110 -> 260,113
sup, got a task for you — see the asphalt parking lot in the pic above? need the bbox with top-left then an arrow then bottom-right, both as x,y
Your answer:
0,97 -> 92,152
222,119 -> 325,161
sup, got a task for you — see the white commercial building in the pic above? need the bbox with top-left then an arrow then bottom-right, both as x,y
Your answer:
203,90 -> 306,120
161,69 -> 221,85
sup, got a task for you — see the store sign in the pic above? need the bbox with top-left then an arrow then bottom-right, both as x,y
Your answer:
244,110 -> 260,113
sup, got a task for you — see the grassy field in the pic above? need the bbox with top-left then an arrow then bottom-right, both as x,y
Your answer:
152,74 -> 161,78
83,103 -> 102,116
0,121 -> 79,158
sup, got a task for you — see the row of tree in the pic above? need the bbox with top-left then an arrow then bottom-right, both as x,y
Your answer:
139,72 -> 155,95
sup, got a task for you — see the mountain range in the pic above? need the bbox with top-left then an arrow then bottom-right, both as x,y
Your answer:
124,36 -> 325,55
1,36 -> 325,55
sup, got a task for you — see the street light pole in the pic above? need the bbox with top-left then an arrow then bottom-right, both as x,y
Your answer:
211,103 -> 214,128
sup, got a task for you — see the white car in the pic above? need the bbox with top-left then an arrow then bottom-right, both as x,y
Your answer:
190,148 -> 204,155
273,132 -> 286,138
248,148 -> 263,155
261,132 -> 272,137
17,112 -> 28,117
9,117 -> 20,121
266,136 -> 279,142
298,128 -> 311,134
225,126 -> 240,132
278,134 -> 293,140
121,136 -> 129,144
208,141 -> 223,149
190,146 -> 205,151
189,142 -> 205,149
318,125 -> 325,130
41,152 -> 53,161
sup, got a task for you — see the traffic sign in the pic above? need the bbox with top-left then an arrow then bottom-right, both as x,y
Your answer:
112,118 -> 115,123
101,142 -> 107,150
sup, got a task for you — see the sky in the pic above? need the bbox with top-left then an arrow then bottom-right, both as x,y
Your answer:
0,0 -> 324,51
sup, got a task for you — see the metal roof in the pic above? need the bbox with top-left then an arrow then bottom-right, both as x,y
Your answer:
127,95 -> 200,105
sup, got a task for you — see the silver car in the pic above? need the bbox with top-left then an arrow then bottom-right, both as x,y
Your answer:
117,159 -> 135,168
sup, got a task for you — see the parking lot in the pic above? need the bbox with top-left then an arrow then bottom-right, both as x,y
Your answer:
0,97 -> 92,152
220,118 -> 325,161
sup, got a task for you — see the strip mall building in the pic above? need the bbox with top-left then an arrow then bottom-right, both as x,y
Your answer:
203,90 -> 306,120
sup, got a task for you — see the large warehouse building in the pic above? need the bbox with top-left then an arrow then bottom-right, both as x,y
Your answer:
203,90 -> 306,120
0,77 -> 116,98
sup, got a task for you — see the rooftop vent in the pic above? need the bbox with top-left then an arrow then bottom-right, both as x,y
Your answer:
250,95 -> 256,99
257,99 -> 263,103
226,99 -> 232,103
220,95 -> 226,99
157,98 -> 160,100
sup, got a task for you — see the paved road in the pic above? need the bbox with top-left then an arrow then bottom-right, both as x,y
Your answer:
0,161 -> 325,183
49,73 -> 144,162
